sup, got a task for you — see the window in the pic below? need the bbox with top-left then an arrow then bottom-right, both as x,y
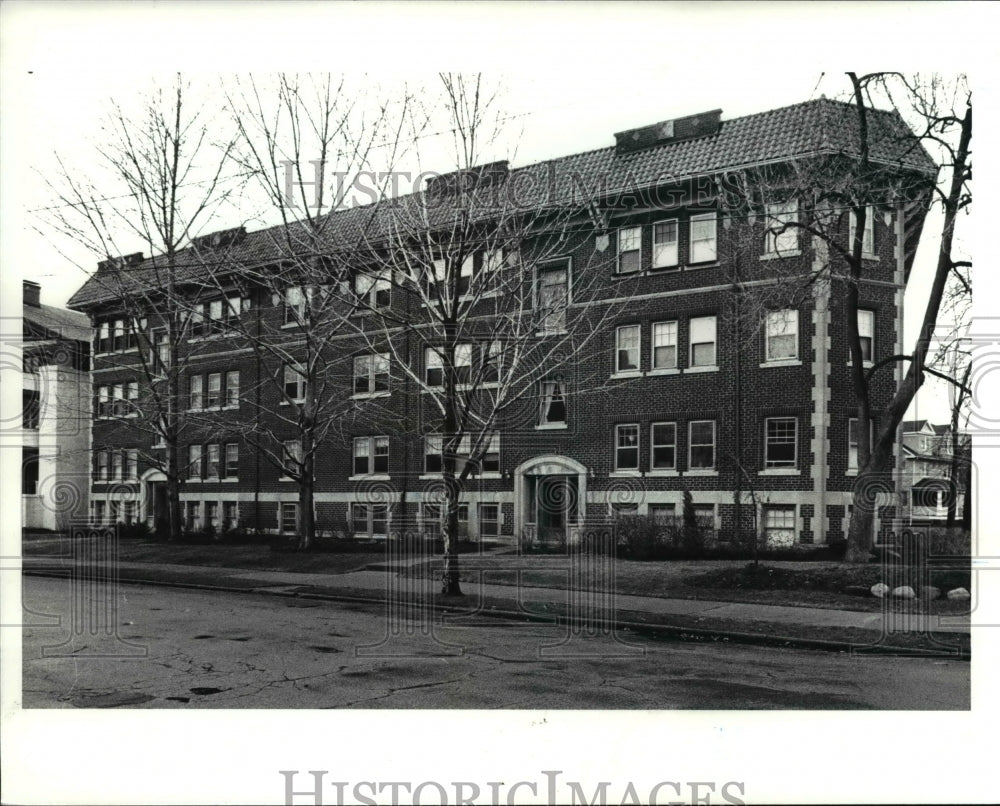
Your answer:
425,435 -> 443,474
205,501 -> 220,531
689,316 -> 717,368
225,443 -> 239,479
96,385 -> 110,418
765,417 -> 797,468
282,440 -> 302,478
457,253 -> 476,297
472,433 -> 500,474
849,206 -> 875,254
650,504 -> 676,525
848,419 -> 872,472
652,321 -> 678,369
280,502 -> 298,534
123,501 -> 136,525
693,504 -> 716,530
765,310 -> 798,361
126,381 -> 139,413
650,422 -> 676,470
617,226 -> 642,274
190,375 -> 203,410
111,383 -> 125,416
283,286 -> 305,324
97,321 -> 111,354
126,449 -> 138,480
689,213 -> 717,263
353,436 -> 389,476
112,319 -> 126,352
352,503 -> 389,538
183,501 -> 201,531
652,219 -> 679,269
763,505 -> 796,546
355,271 -> 390,309
95,450 -> 109,482
283,363 -> 306,402
187,445 -> 203,480
111,451 -> 123,481
421,503 -> 442,538
93,501 -> 106,524
538,264 -> 568,333
611,503 -> 639,520
857,309 -> 874,362
22,390 -> 40,429
223,501 -> 239,531
615,325 -> 641,373
482,340 -> 502,385
765,200 -> 798,254
689,420 -> 715,469
354,353 -> 389,395
425,347 -> 443,387
207,299 -> 224,334
206,372 -> 222,408
153,330 -> 169,372
479,503 -> 500,537
615,424 -> 640,471
539,379 -> 567,426
206,443 -> 221,480
225,371 -> 239,407
225,295 -> 244,326
455,344 -> 473,385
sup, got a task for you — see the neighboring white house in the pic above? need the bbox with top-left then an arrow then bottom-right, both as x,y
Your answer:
900,419 -> 967,524
21,280 -> 92,531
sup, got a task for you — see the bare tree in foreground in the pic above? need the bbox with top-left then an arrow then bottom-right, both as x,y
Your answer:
35,74 -> 242,540
723,72 -> 971,561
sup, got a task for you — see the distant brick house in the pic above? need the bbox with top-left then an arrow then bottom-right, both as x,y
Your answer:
900,419 -> 969,523
21,281 -> 91,530
67,98 -> 935,547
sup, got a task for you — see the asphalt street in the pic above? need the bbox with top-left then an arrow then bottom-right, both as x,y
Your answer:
21,576 -> 969,709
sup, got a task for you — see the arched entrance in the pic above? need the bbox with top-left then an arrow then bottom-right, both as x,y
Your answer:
513,455 -> 587,543
140,468 -> 168,528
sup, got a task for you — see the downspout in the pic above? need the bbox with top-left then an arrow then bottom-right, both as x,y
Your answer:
254,287 -> 262,532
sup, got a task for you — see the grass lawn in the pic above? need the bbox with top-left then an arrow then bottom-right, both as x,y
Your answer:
402,556 -> 972,615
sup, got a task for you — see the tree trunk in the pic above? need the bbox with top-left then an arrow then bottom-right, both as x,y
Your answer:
441,472 -> 462,596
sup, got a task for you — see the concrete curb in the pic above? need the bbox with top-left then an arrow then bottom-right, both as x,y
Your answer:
23,568 -> 969,660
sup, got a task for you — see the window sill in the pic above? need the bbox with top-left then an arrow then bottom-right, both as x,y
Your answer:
684,366 -> 719,374
847,361 -> 874,369
279,400 -> 306,407
349,474 -> 391,482
760,359 -> 802,369
536,422 -> 568,430
759,249 -> 802,261
684,261 -> 719,270
535,330 -> 568,338
220,477 -> 239,483
280,322 -> 302,330
846,469 -> 859,477
278,477 -> 296,483
610,371 -> 643,381
351,391 -> 391,400
186,479 -> 202,484
647,367 -> 680,377
647,469 -> 680,477
609,470 -> 642,478
758,468 -> 801,476
685,469 -> 718,476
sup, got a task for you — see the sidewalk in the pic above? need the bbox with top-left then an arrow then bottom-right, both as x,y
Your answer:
21,554 -> 971,655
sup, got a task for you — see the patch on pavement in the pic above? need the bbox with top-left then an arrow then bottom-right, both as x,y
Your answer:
66,691 -> 156,708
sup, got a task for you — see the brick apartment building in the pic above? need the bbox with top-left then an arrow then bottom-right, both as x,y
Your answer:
67,97 -> 935,547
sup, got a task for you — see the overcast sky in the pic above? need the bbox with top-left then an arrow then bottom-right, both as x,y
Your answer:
2,3 -> 997,803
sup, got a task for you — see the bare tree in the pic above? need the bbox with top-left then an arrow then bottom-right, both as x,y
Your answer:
35,74 -> 243,540
722,72 -> 971,561
329,73 -> 636,594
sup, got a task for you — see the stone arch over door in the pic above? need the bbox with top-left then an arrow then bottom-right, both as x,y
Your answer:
513,454 -> 588,541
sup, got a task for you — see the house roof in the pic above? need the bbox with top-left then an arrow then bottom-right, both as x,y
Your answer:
23,301 -> 91,343
67,97 -> 937,312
